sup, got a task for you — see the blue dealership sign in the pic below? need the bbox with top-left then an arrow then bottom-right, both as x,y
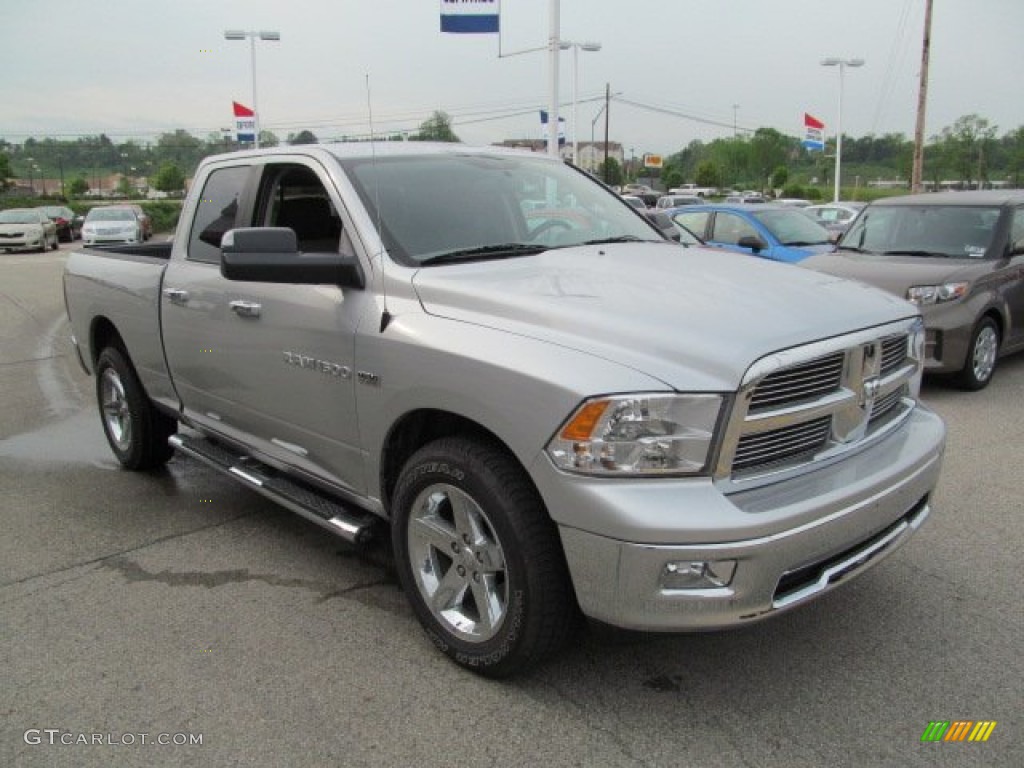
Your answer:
440,0 -> 500,34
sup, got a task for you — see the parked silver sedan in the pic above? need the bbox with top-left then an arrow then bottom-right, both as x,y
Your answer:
805,202 -> 866,235
0,208 -> 59,252
82,206 -> 145,246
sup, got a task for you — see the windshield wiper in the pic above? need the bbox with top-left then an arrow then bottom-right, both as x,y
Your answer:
580,235 -> 654,245
836,245 -> 871,253
419,243 -> 547,266
784,240 -> 829,247
881,249 -> 943,257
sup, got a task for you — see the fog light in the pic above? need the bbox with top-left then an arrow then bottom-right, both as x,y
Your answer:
661,560 -> 737,590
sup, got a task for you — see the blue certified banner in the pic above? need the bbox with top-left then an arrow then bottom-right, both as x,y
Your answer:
440,0 -> 500,34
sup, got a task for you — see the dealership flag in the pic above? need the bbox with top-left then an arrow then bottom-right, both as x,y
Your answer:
234,101 -> 256,143
440,0 -> 500,33
540,110 -> 566,145
802,113 -> 825,151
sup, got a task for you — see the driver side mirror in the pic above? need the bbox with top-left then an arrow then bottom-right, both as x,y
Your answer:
737,235 -> 768,252
220,227 -> 364,288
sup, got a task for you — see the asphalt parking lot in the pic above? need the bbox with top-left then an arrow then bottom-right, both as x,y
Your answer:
1,244 -> 1020,767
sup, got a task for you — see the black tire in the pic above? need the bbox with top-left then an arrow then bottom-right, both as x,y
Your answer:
391,436 -> 576,678
95,346 -> 176,469
956,317 -> 1000,391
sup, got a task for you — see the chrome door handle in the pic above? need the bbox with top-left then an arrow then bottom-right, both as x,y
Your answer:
229,300 -> 262,318
163,288 -> 189,305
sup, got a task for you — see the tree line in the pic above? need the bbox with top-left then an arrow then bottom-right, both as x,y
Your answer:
3,112 -> 1020,198
659,114 -> 1024,194
0,111 -> 462,197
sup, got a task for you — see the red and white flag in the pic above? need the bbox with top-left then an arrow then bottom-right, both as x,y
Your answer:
803,113 -> 825,150
233,101 -> 256,143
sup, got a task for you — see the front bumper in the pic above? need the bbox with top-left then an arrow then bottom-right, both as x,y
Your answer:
920,302 -> 980,374
83,235 -> 139,246
536,405 -> 945,631
0,235 -> 45,252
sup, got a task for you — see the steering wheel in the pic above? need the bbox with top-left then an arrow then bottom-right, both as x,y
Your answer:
529,218 -> 573,241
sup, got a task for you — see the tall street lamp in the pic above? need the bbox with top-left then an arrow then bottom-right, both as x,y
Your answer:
560,40 -> 602,166
820,57 -> 864,202
224,29 -> 281,149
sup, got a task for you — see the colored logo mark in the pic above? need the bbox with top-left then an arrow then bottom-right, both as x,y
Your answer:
921,721 -> 997,742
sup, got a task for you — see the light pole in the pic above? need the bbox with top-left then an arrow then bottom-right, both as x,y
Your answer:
820,57 -> 864,202
560,40 -> 602,166
224,29 -> 281,149
547,1 -> 560,158
732,104 -> 739,137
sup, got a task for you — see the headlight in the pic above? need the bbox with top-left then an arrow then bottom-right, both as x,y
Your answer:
546,394 -> 722,476
907,282 -> 968,305
908,317 -> 925,399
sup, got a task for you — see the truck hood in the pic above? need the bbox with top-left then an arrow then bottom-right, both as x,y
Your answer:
411,243 -> 917,391
802,250 -> 983,296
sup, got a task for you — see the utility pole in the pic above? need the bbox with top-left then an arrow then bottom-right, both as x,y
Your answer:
911,0 -> 933,193
546,0 -> 560,157
603,82 -> 610,183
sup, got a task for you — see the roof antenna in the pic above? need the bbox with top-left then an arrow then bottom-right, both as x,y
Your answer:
366,73 -> 392,332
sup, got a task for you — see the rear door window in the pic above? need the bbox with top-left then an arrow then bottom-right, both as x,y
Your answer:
187,166 -> 250,264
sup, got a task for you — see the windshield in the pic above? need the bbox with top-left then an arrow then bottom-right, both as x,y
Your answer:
340,152 -> 660,265
752,209 -> 830,246
0,209 -> 39,224
87,208 -> 135,222
839,204 -> 999,258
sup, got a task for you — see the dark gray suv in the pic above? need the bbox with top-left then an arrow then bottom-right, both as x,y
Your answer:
802,190 -> 1024,390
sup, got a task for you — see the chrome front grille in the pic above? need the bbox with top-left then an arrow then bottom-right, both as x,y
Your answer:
880,335 -> 908,376
868,388 -> 903,426
748,352 -> 844,411
733,416 -> 832,473
716,319 -> 923,485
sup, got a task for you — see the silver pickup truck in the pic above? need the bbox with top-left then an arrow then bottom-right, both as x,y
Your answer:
64,144 -> 946,677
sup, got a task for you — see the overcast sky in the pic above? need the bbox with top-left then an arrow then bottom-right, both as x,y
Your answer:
3,0 -> 1023,154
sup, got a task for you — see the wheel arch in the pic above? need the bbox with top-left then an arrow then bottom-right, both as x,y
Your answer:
89,315 -> 127,367
981,306 -> 1006,345
379,409 -> 538,517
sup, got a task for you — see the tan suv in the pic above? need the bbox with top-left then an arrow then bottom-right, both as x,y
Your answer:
802,190 -> 1024,390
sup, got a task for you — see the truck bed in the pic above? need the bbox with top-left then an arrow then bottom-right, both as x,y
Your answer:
85,241 -> 173,261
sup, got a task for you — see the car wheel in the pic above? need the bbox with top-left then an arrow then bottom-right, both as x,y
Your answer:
391,436 -> 576,678
956,317 -> 1000,391
96,346 -> 177,469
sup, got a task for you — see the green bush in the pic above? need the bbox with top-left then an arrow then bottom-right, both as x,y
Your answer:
781,183 -> 805,199
139,201 -> 182,234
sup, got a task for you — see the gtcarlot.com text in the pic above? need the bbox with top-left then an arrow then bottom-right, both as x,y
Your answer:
24,729 -> 203,747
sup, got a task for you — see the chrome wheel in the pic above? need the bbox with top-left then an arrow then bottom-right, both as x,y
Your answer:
100,367 -> 132,452
971,324 -> 998,384
407,483 -> 507,643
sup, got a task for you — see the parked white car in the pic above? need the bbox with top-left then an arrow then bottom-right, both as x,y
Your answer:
805,202 -> 867,234
0,208 -> 58,252
82,206 -> 145,246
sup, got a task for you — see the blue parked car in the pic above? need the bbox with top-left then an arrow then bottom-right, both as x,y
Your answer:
668,203 -> 835,263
